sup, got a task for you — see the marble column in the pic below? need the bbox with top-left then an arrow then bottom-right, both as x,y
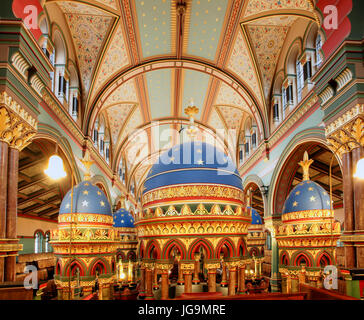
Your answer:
0,141 -> 8,283
228,267 -> 237,296
145,268 -> 154,299
184,271 -> 192,293
238,264 -> 246,294
343,151 -> 356,268
207,268 -> 216,292
4,147 -> 19,282
161,271 -> 169,300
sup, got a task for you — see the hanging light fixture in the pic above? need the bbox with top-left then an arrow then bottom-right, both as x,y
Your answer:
44,144 -> 67,180
354,157 -> 364,179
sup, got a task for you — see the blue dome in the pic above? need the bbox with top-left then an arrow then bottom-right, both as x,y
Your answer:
283,180 -> 331,214
59,181 -> 112,216
113,208 -> 135,228
248,207 -> 262,225
143,141 -> 242,193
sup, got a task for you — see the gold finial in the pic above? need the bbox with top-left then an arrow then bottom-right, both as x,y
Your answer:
184,100 -> 199,140
298,151 -> 313,181
80,151 -> 94,181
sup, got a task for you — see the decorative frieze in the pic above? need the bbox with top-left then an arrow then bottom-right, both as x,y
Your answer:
11,52 -> 30,79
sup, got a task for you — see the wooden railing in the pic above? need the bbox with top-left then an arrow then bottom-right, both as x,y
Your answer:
299,284 -> 358,300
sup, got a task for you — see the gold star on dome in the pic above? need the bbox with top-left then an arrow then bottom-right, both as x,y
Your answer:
310,196 -> 316,202
100,201 -> 105,207
97,191 -> 101,196
65,203 -> 70,209
170,156 -> 175,162
197,159 -> 204,165
295,191 -> 300,196
197,149 -> 202,153
293,201 -> 298,207
83,190 -> 89,195
84,183 -> 89,186
308,187 -> 313,191
82,200 -> 89,207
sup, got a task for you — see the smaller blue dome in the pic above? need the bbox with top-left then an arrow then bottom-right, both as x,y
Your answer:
59,181 -> 112,216
283,180 -> 331,214
248,207 -> 262,225
113,208 -> 135,228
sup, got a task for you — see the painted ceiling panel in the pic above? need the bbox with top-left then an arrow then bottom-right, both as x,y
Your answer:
146,69 -> 172,119
187,0 -> 228,60
247,23 -> 290,100
181,69 -> 210,120
215,82 -> 251,114
135,0 -> 172,58
119,106 -> 143,144
227,29 -> 263,107
91,23 -> 130,101
59,2 -> 113,101
103,79 -> 138,106
216,105 -> 244,131
243,0 -> 313,18
208,107 -> 225,131
106,104 -> 135,145
93,0 -> 118,11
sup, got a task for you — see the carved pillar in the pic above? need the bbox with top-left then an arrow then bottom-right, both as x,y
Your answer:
145,268 -> 154,300
353,147 -> 364,267
221,259 -> 228,287
177,256 -> 184,285
192,253 -> 200,284
153,267 -> 159,290
342,151 -> 356,268
161,270 -> 169,300
0,93 -> 37,284
4,147 -> 19,282
183,271 -> 192,293
0,141 -> 8,283
138,265 -> 146,298
228,267 -> 237,296
207,268 -> 216,292
238,264 -> 246,294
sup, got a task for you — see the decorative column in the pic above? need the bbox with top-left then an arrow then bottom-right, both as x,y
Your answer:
342,151 -> 356,268
0,141 -> 8,283
220,258 -> 228,287
177,255 -> 184,285
153,267 -> 159,290
207,266 -> 217,292
160,270 -> 169,300
4,146 -> 19,282
0,92 -> 37,283
192,253 -> 200,284
228,266 -> 237,296
145,267 -> 154,300
238,263 -> 246,294
182,264 -> 193,293
138,265 -> 146,298
265,216 -> 282,292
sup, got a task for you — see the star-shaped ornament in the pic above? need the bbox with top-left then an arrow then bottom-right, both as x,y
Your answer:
100,201 -> 105,207
83,190 -> 89,195
65,203 -> 70,209
82,200 -> 89,207
293,201 -> 298,207
197,159 -> 204,165
295,191 -> 300,195
308,187 -> 313,191
310,196 -> 316,202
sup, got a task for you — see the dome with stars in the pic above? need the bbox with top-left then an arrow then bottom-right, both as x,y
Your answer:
249,207 -> 263,225
59,181 -> 112,216
283,180 -> 331,215
113,208 -> 135,228
143,141 -> 242,194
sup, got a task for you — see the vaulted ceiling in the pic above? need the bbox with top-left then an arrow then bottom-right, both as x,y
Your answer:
43,0 -> 318,197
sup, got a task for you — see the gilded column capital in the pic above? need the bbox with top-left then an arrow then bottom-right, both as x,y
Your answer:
325,104 -> 364,158
181,263 -> 194,273
0,92 -> 38,150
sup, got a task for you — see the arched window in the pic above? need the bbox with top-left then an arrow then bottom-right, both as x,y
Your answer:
281,253 -> 289,266
34,231 -> 44,254
315,34 -> 323,68
93,118 -> 99,147
44,232 -> 52,253
68,64 -> 80,121
238,132 -> 244,165
118,158 -> 126,183
296,59 -> 304,103
53,30 -> 69,104
319,253 -> 331,268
